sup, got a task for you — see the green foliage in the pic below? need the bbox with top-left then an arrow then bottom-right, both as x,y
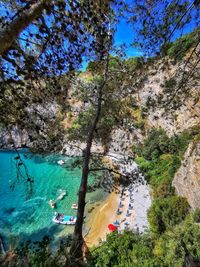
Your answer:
87,61 -> 97,72
67,98 -> 123,145
134,128 -> 194,197
108,56 -> 121,69
97,95 -> 125,145
15,236 -> 52,266
130,0 -> 198,59
86,60 -> 104,74
193,209 -> 200,223
133,121 -> 145,131
68,72 -> 128,145
67,108 -> 95,141
135,154 -> 180,197
181,222 -> 200,262
140,106 -> 148,119
164,78 -> 177,90
154,214 -> 200,266
89,215 -> 200,267
163,33 -> 194,60
124,56 -> 144,71
148,196 -> 190,235
88,231 -> 161,267
135,128 -> 191,160
87,56 -> 121,73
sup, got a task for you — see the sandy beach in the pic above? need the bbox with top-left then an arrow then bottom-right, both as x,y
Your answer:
85,156 -> 152,248
85,190 -> 119,247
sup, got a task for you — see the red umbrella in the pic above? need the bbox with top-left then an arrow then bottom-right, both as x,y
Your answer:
108,224 -> 117,232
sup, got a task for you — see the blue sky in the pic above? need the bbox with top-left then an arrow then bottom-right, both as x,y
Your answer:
114,18 -> 143,57
1,0 -> 198,72
82,18 -> 143,70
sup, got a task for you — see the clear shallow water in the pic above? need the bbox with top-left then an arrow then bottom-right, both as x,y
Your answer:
0,150 -> 98,248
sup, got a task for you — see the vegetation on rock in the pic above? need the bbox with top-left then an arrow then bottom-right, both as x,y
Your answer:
134,128 -> 199,198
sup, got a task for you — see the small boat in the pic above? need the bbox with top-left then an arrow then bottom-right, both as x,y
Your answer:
49,200 -> 56,208
53,212 -> 76,225
57,189 -> 67,200
71,203 -> 78,209
57,160 -> 65,165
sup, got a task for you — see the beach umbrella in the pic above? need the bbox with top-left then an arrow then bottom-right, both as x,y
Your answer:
108,224 -> 117,232
113,220 -> 120,226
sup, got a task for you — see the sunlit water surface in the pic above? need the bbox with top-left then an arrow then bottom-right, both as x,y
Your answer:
0,150 -> 102,248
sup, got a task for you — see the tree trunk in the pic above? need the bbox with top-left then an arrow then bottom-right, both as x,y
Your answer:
69,86 -> 103,266
69,59 -> 109,266
0,0 -> 50,54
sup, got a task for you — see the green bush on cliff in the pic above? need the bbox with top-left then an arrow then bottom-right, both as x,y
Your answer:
136,154 -> 180,197
153,212 -> 200,266
124,56 -> 144,71
134,128 -> 194,197
67,108 -> 95,141
148,196 -> 190,235
161,33 -> 194,60
167,35 -> 194,60
135,128 -> 191,160
88,231 -> 160,267
193,208 -> 200,223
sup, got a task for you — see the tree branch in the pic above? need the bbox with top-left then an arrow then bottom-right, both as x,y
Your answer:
0,0 -> 51,54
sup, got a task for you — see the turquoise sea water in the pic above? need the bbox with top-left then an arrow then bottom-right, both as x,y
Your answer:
0,150 -> 100,248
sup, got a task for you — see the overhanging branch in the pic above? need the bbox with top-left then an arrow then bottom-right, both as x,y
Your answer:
0,0 -> 51,54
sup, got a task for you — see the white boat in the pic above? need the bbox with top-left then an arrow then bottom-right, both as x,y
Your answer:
57,189 -> 67,200
49,200 -> 56,208
57,160 -> 65,165
52,213 -> 76,225
71,203 -> 78,209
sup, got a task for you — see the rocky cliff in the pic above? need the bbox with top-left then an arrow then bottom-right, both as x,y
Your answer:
0,126 -> 30,149
133,56 -> 200,209
136,58 -> 200,135
173,140 -> 200,209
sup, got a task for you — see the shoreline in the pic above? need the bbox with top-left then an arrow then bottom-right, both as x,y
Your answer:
84,190 -> 120,247
84,174 -> 151,248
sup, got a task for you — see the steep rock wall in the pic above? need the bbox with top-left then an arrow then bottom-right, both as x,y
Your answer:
173,141 -> 200,209
136,58 -> 200,135
0,126 -> 30,149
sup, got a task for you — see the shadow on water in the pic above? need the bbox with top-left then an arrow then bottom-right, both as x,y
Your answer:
1,223 -> 71,251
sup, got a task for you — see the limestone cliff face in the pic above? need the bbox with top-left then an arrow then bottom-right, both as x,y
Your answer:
136,58 -> 200,136
134,57 -> 200,209
0,126 -> 30,149
0,102 -> 60,150
173,141 -> 200,209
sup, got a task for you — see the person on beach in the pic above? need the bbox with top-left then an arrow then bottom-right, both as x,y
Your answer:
116,208 -> 121,215
119,201 -> 122,208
